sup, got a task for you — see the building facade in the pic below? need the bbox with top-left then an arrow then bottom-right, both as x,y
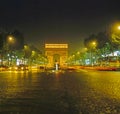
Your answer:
45,44 -> 68,68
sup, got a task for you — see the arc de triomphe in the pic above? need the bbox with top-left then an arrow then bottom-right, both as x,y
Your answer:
45,44 -> 68,67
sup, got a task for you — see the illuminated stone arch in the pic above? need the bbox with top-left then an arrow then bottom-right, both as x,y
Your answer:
45,44 -> 68,67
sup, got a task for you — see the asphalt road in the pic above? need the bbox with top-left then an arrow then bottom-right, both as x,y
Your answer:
0,69 -> 120,114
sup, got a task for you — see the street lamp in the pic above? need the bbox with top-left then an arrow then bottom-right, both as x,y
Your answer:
118,26 -> 120,30
92,41 -> 96,48
8,36 -> 13,41
7,35 -> 15,66
117,25 -> 120,63
24,45 -> 31,65
91,41 -> 97,66
8,36 -> 15,45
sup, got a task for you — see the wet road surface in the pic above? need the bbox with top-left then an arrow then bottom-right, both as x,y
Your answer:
0,70 -> 120,114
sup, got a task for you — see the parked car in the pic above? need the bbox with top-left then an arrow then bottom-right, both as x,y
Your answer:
0,65 -> 9,71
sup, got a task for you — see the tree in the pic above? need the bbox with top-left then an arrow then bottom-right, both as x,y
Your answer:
84,34 -> 97,50
111,33 -> 120,45
96,32 -> 109,49
11,30 -> 24,50
109,22 -> 120,49
0,32 -> 7,50
24,45 -> 32,58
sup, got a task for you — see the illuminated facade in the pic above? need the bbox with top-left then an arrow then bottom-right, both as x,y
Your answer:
45,44 -> 68,67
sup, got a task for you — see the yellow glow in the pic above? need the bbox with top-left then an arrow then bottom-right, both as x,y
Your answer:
72,54 -> 75,57
8,36 -> 15,43
15,67 -> 18,70
45,44 -> 68,48
32,50 -> 35,53
9,37 -> 13,41
112,22 -> 120,32
77,51 -> 80,54
24,45 -> 28,49
84,48 -> 87,51
91,41 -> 97,48
92,42 -> 96,45
118,26 -> 120,30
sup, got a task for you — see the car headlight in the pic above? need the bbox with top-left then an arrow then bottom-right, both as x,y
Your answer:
21,67 -> 24,70
15,67 -> 18,70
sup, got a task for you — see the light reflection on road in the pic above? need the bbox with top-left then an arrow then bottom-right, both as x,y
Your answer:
0,70 -> 120,113
82,70 -> 120,99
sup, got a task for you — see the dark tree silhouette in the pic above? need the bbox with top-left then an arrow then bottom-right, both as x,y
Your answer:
11,30 -> 24,50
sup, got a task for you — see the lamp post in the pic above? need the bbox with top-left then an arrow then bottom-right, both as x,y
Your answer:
117,26 -> 120,65
24,45 -> 31,65
114,24 -> 120,58
7,36 -> 15,66
110,23 -> 120,67
82,48 -> 88,65
90,41 -> 96,66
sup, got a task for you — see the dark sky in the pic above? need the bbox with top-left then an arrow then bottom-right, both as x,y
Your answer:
0,0 -> 120,53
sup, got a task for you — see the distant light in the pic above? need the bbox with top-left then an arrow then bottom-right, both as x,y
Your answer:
92,42 -> 96,45
8,36 -> 15,43
118,26 -> 120,30
77,51 -> 80,54
9,37 -> 13,41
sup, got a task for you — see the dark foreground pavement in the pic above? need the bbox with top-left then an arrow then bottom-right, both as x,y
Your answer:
0,70 -> 120,114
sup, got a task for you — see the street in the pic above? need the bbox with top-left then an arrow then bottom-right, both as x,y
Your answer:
0,70 -> 120,114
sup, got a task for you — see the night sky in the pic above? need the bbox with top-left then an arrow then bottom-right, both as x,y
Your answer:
0,0 -> 120,53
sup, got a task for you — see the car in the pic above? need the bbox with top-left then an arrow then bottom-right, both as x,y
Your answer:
0,65 -> 9,71
15,64 -> 29,71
